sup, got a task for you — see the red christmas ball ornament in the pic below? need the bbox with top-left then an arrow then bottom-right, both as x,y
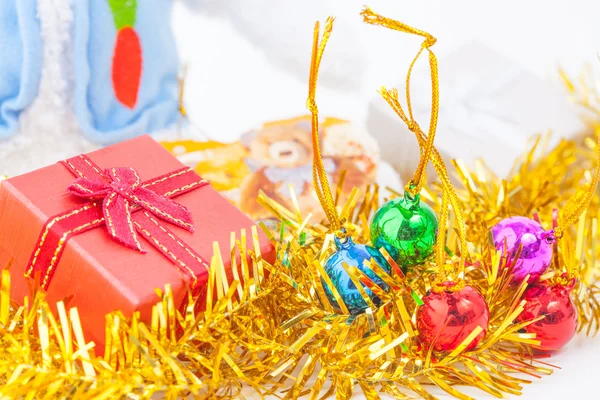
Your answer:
516,282 -> 578,351
417,284 -> 490,352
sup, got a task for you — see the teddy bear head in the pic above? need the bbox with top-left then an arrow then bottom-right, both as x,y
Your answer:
241,120 -> 321,169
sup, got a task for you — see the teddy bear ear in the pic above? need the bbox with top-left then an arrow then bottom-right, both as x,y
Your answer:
240,130 -> 258,148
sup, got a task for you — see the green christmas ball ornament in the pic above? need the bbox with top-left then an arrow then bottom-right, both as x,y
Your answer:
370,192 -> 438,269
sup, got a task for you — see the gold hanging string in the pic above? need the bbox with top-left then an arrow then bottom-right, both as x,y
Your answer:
556,128 -> 600,283
382,88 -> 469,282
433,188 -> 466,292
363,7 -> 468,279
362,7 -> 439,198
554,127 -> 600,239
307,18 -> 347,237
436,187 -> 450,270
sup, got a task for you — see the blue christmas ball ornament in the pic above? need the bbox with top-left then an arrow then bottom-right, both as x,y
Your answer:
321,235 -> 392,315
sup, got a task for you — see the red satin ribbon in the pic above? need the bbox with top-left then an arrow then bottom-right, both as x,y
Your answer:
25,154 -> 211,290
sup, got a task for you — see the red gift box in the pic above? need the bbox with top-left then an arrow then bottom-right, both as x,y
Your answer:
0,135 -> 274,349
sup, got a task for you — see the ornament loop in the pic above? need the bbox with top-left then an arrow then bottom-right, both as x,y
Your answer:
404,182 -> 420,200
432,279 -> 465,293
404,191 -> 420,205
538,229 -> 556,244
333,233 -> 353,250
334,227 -> 351,243
553,229 -> 564,239
551,272 -> 577,290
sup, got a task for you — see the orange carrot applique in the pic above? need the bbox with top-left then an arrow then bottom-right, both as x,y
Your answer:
108,0 -> 142,109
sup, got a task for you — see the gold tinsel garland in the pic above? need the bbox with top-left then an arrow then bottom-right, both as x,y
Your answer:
442,134 -> 600,336
0,129 -> 598,398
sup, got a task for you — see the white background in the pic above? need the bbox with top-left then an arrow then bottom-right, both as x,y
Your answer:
174,1 -> 600,398
176,0 -> 600,141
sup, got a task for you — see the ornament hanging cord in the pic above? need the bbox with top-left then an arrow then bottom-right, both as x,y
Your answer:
365,15 -> 438,198
307,17 -> 347,238
555,127 -> 600,238
362,7 -> 469,283
557,127 -> 600,280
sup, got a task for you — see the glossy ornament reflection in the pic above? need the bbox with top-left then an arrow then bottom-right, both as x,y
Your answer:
516,283 -> 577,351
417,284 -> 490,352
322,236 -> 391,315
370,193 -> 438,269
491,216 -> 555,283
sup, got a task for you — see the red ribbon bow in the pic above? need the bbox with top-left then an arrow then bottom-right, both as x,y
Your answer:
26,154 -> 210,290
68,167 -> 194,252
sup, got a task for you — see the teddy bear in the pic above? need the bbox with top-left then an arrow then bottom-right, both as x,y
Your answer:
238,116 -> 377,222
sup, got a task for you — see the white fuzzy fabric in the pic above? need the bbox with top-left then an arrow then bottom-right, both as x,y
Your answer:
0,0 -> 188,178
1,0 -> 98,177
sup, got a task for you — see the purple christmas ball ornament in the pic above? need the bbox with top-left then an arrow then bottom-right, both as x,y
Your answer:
491,216 -> 555,283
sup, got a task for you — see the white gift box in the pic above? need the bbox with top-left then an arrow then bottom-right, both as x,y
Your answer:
366,41 -> 586,181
